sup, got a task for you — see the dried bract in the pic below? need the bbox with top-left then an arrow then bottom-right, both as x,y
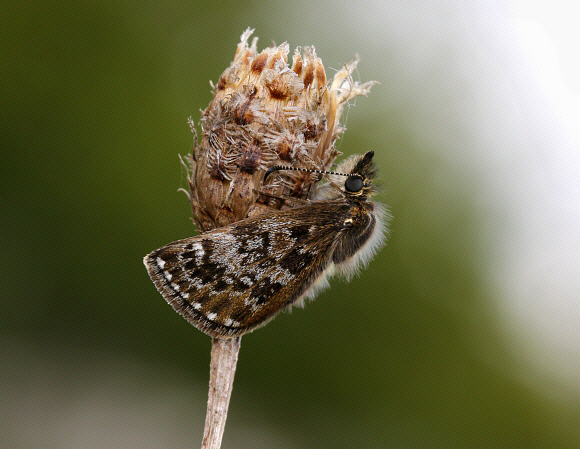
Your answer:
185,28 -> 377,231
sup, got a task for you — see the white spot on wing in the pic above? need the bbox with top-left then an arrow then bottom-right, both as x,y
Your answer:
246,235 -> 264,251
241,276 -> 254,286
192,278 -> 204,289
244,297 -> 257,306
156,257 -> 166,269
207,312 -> 217,321
164,271 -> 172,281
192,242 -> 204,261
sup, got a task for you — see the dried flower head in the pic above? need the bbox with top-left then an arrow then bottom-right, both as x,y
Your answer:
185,28 -> 377,231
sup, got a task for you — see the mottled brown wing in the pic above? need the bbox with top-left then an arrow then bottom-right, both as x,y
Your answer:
144,201 -> 354,337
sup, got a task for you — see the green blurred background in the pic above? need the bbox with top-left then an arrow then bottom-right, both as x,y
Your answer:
3,1 -> 580,448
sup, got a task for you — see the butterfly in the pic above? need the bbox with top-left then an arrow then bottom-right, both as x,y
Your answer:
144,151 -> 388,337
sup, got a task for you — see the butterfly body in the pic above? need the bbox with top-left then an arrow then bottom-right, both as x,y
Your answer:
144,151 -> 388,337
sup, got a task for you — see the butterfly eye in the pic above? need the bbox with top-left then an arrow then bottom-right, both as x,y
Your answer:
344,176 -> 364,193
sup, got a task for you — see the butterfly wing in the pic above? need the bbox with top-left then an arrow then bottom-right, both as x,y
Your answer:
144,201 -> 354,337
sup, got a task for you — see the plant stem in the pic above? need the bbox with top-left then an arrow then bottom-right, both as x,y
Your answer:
201,337 -> 242,449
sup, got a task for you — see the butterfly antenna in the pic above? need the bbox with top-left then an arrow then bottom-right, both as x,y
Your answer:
264,165 -> 357,182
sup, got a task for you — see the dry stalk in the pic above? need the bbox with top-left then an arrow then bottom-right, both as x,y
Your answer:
201,337 -> 242,449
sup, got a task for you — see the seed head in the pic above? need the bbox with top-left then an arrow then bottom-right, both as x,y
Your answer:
185,28 -> 377,231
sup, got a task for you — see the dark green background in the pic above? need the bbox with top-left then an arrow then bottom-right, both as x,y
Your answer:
3,2 -> 579,448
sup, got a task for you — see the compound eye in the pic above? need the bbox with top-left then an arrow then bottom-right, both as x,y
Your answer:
344,176 -> 364,193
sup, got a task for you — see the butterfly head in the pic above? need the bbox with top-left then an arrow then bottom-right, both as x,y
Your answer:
338,151 -> 377,200
263,151 -> 378,201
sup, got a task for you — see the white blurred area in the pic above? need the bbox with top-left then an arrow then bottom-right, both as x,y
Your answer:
497,0 -> 580,396
321,0 -> 580,396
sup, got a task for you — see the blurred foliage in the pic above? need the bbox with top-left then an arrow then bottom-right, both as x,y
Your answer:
2,1 -> 579,448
